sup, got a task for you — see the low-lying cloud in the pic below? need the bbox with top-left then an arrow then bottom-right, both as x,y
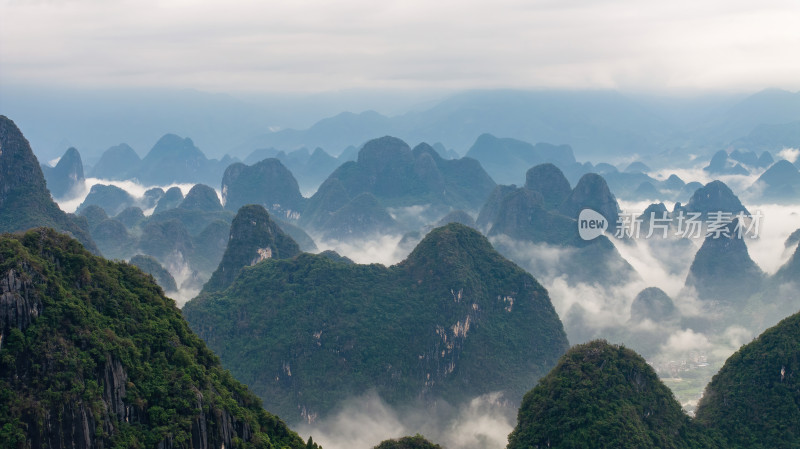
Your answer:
777,148 -> 800,164
313,233 -> 406,267
55,177 -> 206,214
295,392 -> 515,449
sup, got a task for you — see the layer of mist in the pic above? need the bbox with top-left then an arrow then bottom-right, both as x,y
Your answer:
55,177 -> 206,214
296,392 -> 515,449
314,190 -> 800,415
54,178 -> 221,308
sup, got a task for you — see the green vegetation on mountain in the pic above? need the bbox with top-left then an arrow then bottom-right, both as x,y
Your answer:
0,228 -> 312,449
202,205 -> 301,294
190,219 -> 233,274
184,223 -> 568,423
0,116 -> 98,254
75,185 -> 236,282
509,307 -> 800,449
487,188 -> 573,244
507,340 -> 719,449
147,206 -> 234,237
696,311 -> 800,448
480,167 -> 621,242
475,185 -> 519,232
299,178 -> 350,230
272,218 -> 318,253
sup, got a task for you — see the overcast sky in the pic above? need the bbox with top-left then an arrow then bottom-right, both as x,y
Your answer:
1,0 -> 799,94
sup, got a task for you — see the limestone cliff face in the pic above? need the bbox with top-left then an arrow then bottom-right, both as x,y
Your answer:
0,228 -> 310,449
0,267 -> 42,349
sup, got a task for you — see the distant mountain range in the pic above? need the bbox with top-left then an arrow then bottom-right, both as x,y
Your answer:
9,87 -> 800,165
89,133 -> 235,186
221,88 -> 800,162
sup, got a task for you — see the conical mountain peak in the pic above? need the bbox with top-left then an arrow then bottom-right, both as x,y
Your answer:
0,116 -> 98,253
202,204 -> 300,293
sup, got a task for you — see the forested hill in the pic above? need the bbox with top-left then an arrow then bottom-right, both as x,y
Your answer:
507,340 -> 719,449
0,228 -> 314,449
184,223 -> 569,423
696,310 -> 800,448
508,311 -> 800,449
